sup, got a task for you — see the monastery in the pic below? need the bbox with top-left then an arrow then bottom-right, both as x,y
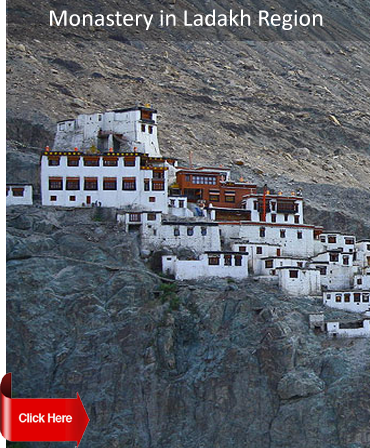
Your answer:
8,105 -> 370,338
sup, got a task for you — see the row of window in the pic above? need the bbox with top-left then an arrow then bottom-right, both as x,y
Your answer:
185,175 -> 217,185
141,124 -> 154,134
48,177 -> 165,191
49,195 -> 158,204
326,292 -> 370,303
208,255 -> 243,266
320,235 -> 355,245
173,227 -> 208,237
259,227 -> 303,239
48,157 -> 137,167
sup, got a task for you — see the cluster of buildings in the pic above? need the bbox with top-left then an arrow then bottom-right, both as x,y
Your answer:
7,106 -> 370,338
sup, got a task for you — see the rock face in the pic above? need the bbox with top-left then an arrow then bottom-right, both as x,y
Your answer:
6,207 -> 370,448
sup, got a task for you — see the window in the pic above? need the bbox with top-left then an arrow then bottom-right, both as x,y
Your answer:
67,157 -> 79,166
280,230 -> 286,238
98,115 -> 102,121
326,294 -> 331,300
239,246 -> 246,252
260,227 -> 266,238
265,260 -> 273,269
271,214 -> 276,223
153,171 -> 164,179
103,157 -> 118,166
209,190 -> 220,202
149,197 -> 156,203
12,187 -> 24,197
84,177 -> 98,190
59,123 -> 65,131
185,174 -> 191,182
208,256 -> 220,266
49,177 -> 63,190
343,256 -> 349,266
147,213 -> 157,221
174,228 -> 180,237
129,213 -> 141,222
122,178 -> 136,190
320,236 -> 326,243
357,278 -> 363,285
235,255 -> 242,266
271,202 -> 276,211
367,244 -> 370,251
294,215 -> 300,224
66,177 -> 80,190
124,157 -> 136,167
289,270 -> 299,278
69,196 -> 76,201
297,262 -> 303,268
328,236 -> 337,244
345,238 -> 354,245
363,293 -> 369,303
170,199 -> 175,207
152,180 -> 164,191
201,227 -> 207,236
284,214 -> 288,222
335,294 -> 342,303
179,200 -> 185,208
254,201 -> 258,210
277,248 -> 281,257
225,192 -> 236,203
224,255 -> 232,266
318,266 -> 327,275
141,124 -> 146,132
149,126 -> 153,134
297,231 -> 303,240
103,177 -> 117,190
330,253 -> 339,262
6,187 -> 9,196
344,294 -> 350,303
144,179 -> 150,191
50,195 -> 57,201
83,157 -> 100,166
256,247 -> 263,255
187,227 -> 194,236
48,157 -> 60,166
354,293 -> 361,303
141,110 -> 153,121
192,175 -> 217,185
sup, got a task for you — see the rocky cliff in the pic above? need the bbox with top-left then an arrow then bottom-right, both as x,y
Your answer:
6,207 -> 370,447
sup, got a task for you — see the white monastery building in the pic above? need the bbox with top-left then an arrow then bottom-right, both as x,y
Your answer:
31,105 -> 370,336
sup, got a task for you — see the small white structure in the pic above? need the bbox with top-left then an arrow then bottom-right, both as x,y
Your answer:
40,151 -> 169,211
309,312 -> 325,331
310,250 -> 356,290
168,196 -> 193,218
277,266 -> 321,296
355,240 -> 370,268
220,223 -> 316,258
323,290 -> 370,313
242,192 -> 304,225
162,251 -> 248,280
6,184 -> 33,206
354,272 -> 370,290
54,106 -> 161,157
231,241 -> 281,275
141,220 -> 221,254
326,319 -> 370,338
316,233 -> 356,253
116,210 -> 162,231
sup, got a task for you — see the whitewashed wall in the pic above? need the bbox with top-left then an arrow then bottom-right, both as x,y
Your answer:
6,185 -> 33,206
162,253 -> 248,280
326,319 -> 370,338
278,268 -> 321,296
323,290 -> 370,313
40,154 -> 168,211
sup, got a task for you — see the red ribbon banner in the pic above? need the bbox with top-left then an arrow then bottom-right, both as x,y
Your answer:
0,373 -> 89,446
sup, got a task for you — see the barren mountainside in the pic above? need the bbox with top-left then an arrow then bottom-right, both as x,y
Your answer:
7,0 -> 370,235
